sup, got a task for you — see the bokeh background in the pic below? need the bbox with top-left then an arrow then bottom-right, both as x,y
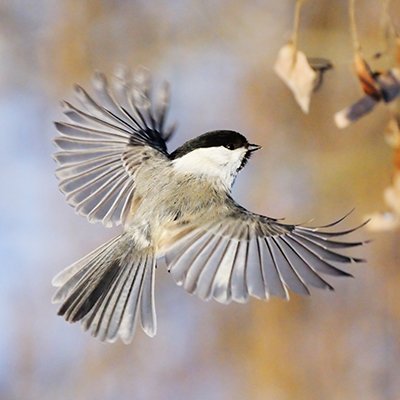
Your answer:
1,1 -> 400,399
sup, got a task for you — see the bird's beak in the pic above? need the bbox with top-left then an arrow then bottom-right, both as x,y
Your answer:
248,143 -> 262,152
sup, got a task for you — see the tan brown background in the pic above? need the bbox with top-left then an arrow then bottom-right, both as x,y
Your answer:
1,1 -> 399,399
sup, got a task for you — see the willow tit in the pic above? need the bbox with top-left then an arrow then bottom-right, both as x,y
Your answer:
52,68 -> 367,344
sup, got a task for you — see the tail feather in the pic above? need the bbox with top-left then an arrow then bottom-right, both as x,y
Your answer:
140,256 -> 157,337
52,234 -> 157,343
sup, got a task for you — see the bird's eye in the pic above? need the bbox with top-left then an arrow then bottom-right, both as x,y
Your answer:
225,144 -> 234,150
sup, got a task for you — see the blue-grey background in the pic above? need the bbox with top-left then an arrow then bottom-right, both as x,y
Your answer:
1,1 -> 399,399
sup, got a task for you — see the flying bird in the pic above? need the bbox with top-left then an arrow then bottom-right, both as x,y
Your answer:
52,68 -> 367,343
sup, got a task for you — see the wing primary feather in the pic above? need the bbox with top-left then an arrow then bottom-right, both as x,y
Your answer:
58,157 -> 120,187
72,170 -> 125,211
85,174 -> 129,220
294,230 -> 366,249
119,105 -> 144,132
230,225 -> 250,303
279,237 -> 334,290
101,181 -> 134,226
55,152 -> 120,174
165,229 -> 205,270
60,102 -> 134,137
212,223 -> 245,304
183,233 -> 224,294
128,94 -> 148,130
245,226 -> 267,300
155,82 -> 170,133
92,71 -> 135,124
55,121 -> 131,143
255,234 -> 269,300
53,138 -> 117,153
288,233 -> 365,263
212,241 -> 239,304
163,122 -> 177,141
111,72 -> 152,134
262,237 -> 289,299
74,84 -> 135,132
195,234 -> 231,301
169,231 -> 215,285
307,209 -> 354,228
53,149 -> 120,167
146,102 -> 158,132
69,167 -> 124,203
284,235 -> 353,277
55,70 -> 173,229
270,237 -> 310,296
297,219 -> 369,237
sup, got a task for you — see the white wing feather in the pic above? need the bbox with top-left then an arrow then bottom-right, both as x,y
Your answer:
163,208 -> 366,304
54,69 -> 174,227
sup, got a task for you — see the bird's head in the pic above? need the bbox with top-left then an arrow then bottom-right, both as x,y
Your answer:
170,130 -> 261,189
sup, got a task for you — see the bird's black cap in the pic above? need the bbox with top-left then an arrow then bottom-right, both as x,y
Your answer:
170,130 -> 249,159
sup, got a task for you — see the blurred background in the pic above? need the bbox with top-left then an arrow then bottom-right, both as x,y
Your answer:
1,1 -> 400,399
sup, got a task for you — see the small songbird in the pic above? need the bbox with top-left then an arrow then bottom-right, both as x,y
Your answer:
52,68 -> 366,343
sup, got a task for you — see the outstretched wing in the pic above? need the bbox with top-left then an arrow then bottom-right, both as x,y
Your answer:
53,67 -> 175,227
163,205 -> 367,304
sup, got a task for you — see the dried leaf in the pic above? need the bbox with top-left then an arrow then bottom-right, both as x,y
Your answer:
377,68 -> 400,102
334,59 -> 400,129
334,95 -> 378,129
274,43 -> 317,113
308,57 -> 333,72
308,57 -> 333,92
354,54 -> 381,99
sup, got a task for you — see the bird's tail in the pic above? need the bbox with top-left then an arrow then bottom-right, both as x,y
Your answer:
52,234 -> 156,343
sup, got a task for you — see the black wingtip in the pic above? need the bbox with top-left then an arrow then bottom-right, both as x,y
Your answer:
54,121 -> 63,131
352,257 -> 367,263
302,218 -> 370,237
312,208 -> 355,229
73,83 -> 84,94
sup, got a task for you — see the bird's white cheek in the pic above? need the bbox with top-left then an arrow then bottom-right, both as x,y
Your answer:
172,147 -> 245,188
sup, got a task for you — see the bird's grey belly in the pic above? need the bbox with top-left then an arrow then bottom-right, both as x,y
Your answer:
123,171 -> 228,248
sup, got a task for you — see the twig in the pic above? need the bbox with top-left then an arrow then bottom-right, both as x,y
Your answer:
291,0 -> 305,51
349,0 -> 361,53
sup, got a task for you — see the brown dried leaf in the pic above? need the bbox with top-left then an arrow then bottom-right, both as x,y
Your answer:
354,53 -> 381,99
274,43 -> 317,113
334,64 -> 400,129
